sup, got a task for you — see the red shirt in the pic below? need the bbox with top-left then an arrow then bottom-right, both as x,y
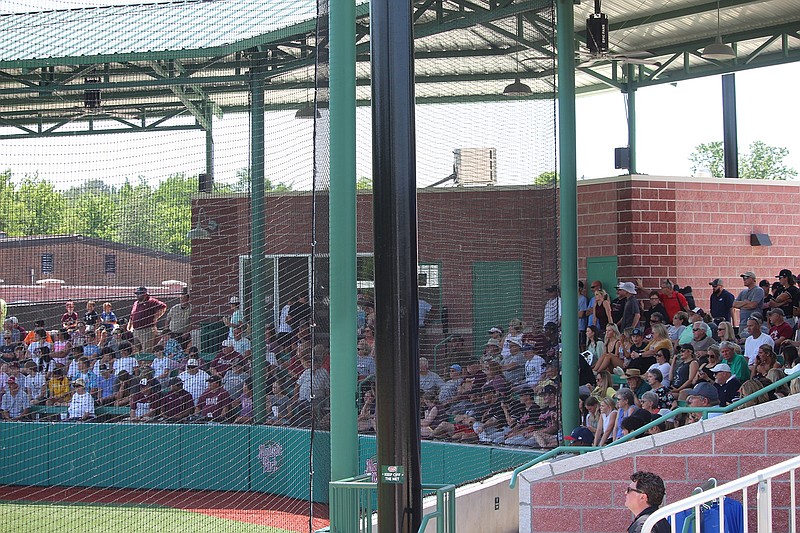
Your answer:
210,350 -> 242,376
197,386 -> 231,419
130,296 -> 167,329
157,389 -> 195,420
770,322 -> 793,344
657,291 -> 688,321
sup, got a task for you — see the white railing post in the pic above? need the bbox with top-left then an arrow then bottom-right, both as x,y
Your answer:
757,479 -> 772,532
641,456 -> 800,533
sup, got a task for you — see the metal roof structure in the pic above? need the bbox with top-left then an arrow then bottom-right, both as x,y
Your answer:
0,0 -> 798,138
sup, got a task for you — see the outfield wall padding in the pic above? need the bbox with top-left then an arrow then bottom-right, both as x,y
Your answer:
0,423 -> 538,504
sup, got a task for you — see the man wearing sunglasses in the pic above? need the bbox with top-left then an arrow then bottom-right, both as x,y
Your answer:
625,471 -> 670,533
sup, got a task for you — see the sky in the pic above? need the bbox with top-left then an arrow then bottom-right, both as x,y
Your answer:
1,0 -> 799,189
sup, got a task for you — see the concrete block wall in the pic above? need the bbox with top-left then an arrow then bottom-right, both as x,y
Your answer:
519,394 -> 800,533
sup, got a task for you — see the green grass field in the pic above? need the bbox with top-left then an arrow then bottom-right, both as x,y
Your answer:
0,502 -> 298,533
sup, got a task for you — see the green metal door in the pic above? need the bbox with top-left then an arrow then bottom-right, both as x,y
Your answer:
586,256 -> 618,297
472,261 -> 522,356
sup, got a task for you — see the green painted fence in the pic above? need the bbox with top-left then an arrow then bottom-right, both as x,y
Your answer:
0,423 -> 538,504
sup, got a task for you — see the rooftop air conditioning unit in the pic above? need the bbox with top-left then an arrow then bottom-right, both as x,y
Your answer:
454,148 -> 497,186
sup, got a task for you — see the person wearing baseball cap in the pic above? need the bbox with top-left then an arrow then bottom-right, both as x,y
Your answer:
178,358 -> 210,405
686,382 -> 721,419
0,376 -> 30,421
223,296 -> 245,341
733,272 -> 764,329
67,378 -> 95,420
128,286 -> 167,353
769,269 -> 800,328
565,426 -> 594,446
708,278 -> 735,323
709,363 -> 740,407
615,282 -> 641,331
196,374 -> 232,422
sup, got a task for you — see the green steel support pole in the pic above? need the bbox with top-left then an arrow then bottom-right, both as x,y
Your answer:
626,65 -> 637,174
329,0 -> 359,482
557,0 -> 579,438
249,66 -> 268,424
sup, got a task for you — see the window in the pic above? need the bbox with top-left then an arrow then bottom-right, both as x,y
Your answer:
104,254 -> 116,274
41,253 -> 54,275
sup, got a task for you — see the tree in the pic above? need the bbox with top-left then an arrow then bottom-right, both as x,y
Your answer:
0,170 -> 16,233
534,171 -> 559,186
689,141 -> 797,180
13,176 -> 65,235
225,168 -> 293,193
356,175 -> 372,190
741,141 -> 798,180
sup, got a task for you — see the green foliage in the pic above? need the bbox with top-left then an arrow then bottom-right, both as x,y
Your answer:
14,176 -> 65,235
741,141 -> 798,180
356,175 -> 372,190
0,167 -> 300,256
0,172 -> 220,256
223,168 -> 293,193
689,141 -> 798,180
534,171 -> 558,186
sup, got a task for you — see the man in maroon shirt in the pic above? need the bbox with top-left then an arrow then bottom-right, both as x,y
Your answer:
767,308 -> 793,349
129,377 -> 162,422
157,377 -> 195,422
127,287 -> 166,352
196,375 -> 232,422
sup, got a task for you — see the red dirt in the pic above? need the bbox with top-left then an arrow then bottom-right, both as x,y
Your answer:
0,485 -> 330,532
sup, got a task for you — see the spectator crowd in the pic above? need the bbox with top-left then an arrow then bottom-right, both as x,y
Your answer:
2,272 -> 800,452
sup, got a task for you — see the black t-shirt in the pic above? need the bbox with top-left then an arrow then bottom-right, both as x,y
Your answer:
84,310 -> 99,326
512,403 -> 542,430
578,354 -> 596,386
629,355 -> 656,374
780,285 -> 800,318
611,298 -> 625,324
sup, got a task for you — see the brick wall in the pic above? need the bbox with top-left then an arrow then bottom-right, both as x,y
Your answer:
191,187 -> 560,333
191,176 -> 800,334
520,396 -> 800,533
0,236 -> 189,300
578,175 -> 800,322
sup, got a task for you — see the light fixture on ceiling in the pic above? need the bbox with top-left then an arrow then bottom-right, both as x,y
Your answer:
503,78 -> 532,96
186,211 -> 219,241
502,49 -> 532,96
702,0 -> 735,61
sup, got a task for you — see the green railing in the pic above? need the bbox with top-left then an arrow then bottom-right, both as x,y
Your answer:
328,474 -> 456,533
431,334 -> 456,371
509,370 -> 800,489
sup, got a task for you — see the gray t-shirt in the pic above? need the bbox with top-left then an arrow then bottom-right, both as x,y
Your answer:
419,371 -> 445,392
620,296 -> 641,330
691,335 -> 715,353
735,286 -> 764,325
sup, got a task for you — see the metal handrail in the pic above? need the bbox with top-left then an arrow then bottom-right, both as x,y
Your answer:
417,484 -> 457,533
432,334 -> 456,370
642,455 -> 800,533
328,474 -> 456,533
509,370 -> 800,489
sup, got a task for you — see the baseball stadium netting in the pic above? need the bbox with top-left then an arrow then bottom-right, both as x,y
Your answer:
0,1 -> 558,532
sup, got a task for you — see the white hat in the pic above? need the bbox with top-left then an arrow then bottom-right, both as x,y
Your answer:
616,282 -> 637,295
229,296 -> 240,305
221,339 -> 234,347
709,363 -> 731,373
187,358 -> 200,367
